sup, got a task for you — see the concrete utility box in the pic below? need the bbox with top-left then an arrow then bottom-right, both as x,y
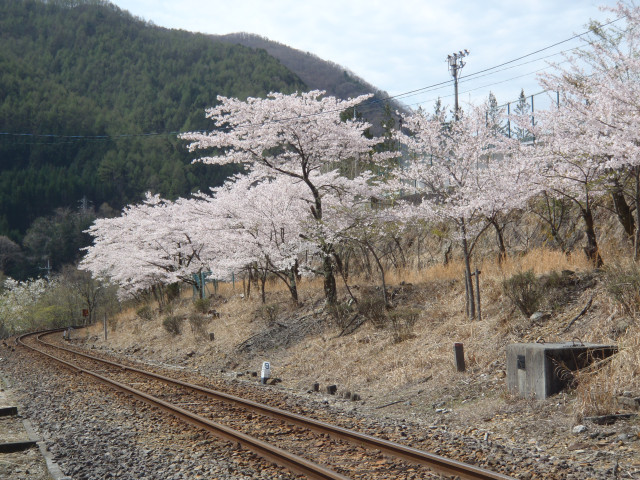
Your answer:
506,342 -> 617,398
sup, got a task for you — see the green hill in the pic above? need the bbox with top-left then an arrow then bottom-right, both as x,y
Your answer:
0,0 -> 306,240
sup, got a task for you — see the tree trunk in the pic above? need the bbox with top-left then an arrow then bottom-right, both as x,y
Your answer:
461,221 -> 476,319
360,244 -> 373,278
288,268 -> 298,304
322,249 -> 337,306
365,242 -> 388,306
490,217 -> 507,264
582,207 -> 603,267
634,167 -> 640,261
611,179 -> 635,239
333,250 -> 358,305
260,268 -> 267,304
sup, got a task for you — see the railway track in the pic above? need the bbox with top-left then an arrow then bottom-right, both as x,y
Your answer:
18,328 -> 516,480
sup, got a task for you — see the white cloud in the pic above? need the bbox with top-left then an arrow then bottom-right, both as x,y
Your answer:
112,0 -> 618,110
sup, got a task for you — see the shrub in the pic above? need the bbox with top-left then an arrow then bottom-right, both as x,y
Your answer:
188,312 -> 211,338
328,301 -> 354,329
166,283 -> 181,302
256,304 -> 280,325
502,270 -> 542,318
193,297 -> 211,314
162,314 -> 184,335
605,264 -> 640,316
32,305 -> 67,329
136,305 -> 154,322
357,291 -> 388,328
389,308 -> 420,343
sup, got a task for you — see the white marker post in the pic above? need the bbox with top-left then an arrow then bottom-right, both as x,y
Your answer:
261,361 -> 271,385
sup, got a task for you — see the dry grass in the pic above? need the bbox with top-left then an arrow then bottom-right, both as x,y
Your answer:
84,246 -> 637,421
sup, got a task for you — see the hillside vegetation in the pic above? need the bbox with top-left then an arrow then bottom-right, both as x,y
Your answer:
0,0 -> 305,242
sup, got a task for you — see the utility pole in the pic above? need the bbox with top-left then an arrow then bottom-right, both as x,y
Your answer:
447,50 -> 469,120
448,50 -> 474,319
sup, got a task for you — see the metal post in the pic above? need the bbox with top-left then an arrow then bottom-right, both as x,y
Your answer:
530,95 -> 535,127
454,343 -> 466,372
531,94 -> 536,144
104,313 -> 107,341
464,273 -> 470,318
475,268 -> 482,321
232,272 -> 235,290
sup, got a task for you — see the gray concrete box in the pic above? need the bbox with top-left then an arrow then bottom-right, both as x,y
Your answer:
506,342 -> 617,398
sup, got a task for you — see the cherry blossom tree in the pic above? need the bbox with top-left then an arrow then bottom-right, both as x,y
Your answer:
0,276 -> 51,335
81,194 -> 214,303
578,2 -> 640,259
180,90 -> 388,305
522,99 -> 608,266
197,172 -> 314,303
393,105 -> 528,318
332,194 -> 400,306
530,1 -> 640,262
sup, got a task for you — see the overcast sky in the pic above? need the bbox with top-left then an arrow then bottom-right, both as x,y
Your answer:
111,0 -> 619,112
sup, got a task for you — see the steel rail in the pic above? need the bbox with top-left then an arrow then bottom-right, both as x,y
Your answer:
33,329 -> 516,480
17,331 -> 350,480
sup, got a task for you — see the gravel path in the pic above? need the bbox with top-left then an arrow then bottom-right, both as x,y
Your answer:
2,345 -> 298,480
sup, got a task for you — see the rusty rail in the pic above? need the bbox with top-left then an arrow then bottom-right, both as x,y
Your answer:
17,330 -> 348,480
21,329 -> 516,480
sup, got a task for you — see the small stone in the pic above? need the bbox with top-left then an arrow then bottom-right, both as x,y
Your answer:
572,425 -> 588,434
530,311 -> 551,322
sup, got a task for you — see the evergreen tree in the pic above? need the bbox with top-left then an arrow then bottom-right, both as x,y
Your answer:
486,91 -> 504,135
513,89 -> 532,141
432,97 -> 444,119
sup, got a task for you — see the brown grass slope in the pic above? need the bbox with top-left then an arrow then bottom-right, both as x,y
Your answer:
81,210 -> 640,477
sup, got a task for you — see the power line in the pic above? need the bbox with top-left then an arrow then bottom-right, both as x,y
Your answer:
458,16 -> 623,82
405,62 -> 570,111
0,15 -> 626,140
387,46 -> 581,106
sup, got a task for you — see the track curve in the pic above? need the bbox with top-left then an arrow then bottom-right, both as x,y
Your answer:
18,328 -> 516,480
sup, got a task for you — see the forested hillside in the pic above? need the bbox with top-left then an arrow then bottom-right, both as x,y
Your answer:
0,0 -> 306,245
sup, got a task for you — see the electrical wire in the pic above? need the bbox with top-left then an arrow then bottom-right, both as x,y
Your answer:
458,16 -> 622,82
0,15 -> 626,141
404,62 -> 572,111
385,46 -> 581,106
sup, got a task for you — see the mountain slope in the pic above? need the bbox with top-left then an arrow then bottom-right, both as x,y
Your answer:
0,0 -> 306,239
